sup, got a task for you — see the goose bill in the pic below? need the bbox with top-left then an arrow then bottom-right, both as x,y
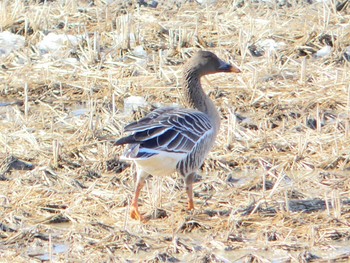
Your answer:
218,59 -> 241,73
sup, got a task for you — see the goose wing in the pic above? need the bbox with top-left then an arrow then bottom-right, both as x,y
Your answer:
115,107 -> 213,159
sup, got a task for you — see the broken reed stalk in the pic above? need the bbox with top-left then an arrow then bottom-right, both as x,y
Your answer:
52,139 -> 60,168
346,84 -> 350,137
300,57 -> 307,84
316,103 -> 321,133
24,83 -> 29,118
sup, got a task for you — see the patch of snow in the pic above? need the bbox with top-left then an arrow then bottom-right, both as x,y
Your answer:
124,96 -> 148,115
257,39 -> 286,52
131,45 -> 148,67
132,45 -> 148,58
0,31 -> 25,57
315,45 -> 332,58
37,33 -> 82,54
71,108 -> 90,117
101,0 -> 115,4
196,0 -> 217,5
343,46 -> 350,61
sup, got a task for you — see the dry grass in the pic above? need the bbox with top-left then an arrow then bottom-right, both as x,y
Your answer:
1,0 -> 350,262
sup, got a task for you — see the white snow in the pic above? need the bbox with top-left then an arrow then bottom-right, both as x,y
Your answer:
0,31 -> 25,57
315,45 -> 332,58
124,96 -> 148,115
344,46 -> 350,61
132,45 -> 148,58
37,33 -> 82,54
196,0 -> 217,4
256,39 -> 286,52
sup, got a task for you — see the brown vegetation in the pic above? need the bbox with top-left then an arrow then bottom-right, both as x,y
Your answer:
1,0 -> 350,261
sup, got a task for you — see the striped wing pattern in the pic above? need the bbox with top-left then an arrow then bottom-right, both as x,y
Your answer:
116,107 -> 213,159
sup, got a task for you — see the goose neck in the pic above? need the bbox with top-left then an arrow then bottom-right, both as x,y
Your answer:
182,70 -> 220,131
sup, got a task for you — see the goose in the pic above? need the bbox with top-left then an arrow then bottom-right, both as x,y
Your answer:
115,51 -> 241,221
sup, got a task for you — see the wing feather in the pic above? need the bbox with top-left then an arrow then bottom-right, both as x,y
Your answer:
116,107 -> 213,158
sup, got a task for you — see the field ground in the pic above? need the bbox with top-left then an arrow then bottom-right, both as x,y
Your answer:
1,0 -> 350,262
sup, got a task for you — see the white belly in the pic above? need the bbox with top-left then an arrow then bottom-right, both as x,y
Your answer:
132,152 -> 186,177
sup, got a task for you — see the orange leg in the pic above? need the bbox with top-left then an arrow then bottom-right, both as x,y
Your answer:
185,173 -> 195,210
130,170 -> 148,221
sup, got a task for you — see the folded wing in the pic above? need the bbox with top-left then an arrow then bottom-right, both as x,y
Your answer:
115,107 -> 213,159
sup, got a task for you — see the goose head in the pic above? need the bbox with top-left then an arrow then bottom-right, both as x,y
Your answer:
185,50 -> 241,76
